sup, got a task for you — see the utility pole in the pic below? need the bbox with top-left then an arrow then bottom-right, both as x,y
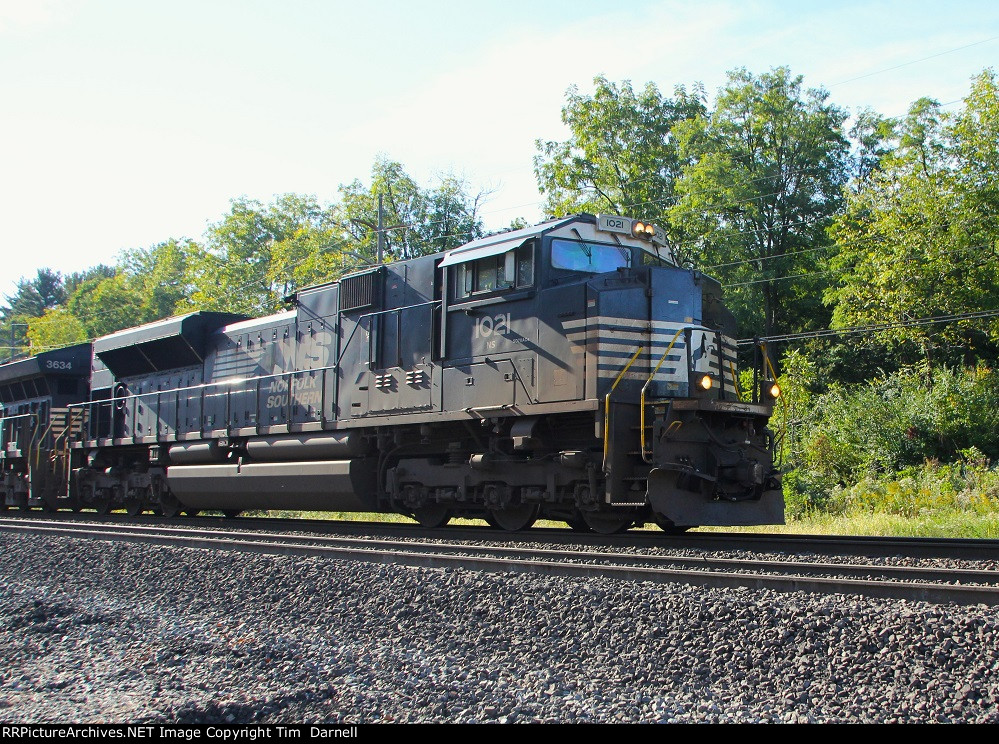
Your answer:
349,193 -> 399,266
376,192 -> 385,264
7,322 -> 28,362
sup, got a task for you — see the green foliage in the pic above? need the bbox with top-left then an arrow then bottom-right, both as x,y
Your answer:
25,308 -> 87,353
1,268 -> 71,359
336,156 -> 487,261
182,159 -> 488,316
534,76 -> 706,248
1,268 -> 67,320
826,70 -> 999,364
67,239 -> 196,339
182,194 -> 327,315
670,67 -> 850,338
848,107 -> 899,186
780,365 -> 999,517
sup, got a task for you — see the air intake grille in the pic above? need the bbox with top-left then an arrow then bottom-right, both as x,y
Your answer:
339,268 -> 382,313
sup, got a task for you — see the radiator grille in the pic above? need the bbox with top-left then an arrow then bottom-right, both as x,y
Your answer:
339,268 -> 382,313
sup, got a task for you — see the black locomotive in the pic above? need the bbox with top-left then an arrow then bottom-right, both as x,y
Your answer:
0,214 -> 783,533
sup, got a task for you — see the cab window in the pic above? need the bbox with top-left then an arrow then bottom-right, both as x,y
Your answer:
455,241 -> 534,299
551,239 -> 632,273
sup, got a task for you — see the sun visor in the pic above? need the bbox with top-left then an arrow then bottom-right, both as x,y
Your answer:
438,237 -> 530,268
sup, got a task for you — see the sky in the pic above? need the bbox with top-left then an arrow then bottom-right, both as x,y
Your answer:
1,0 -> 997,300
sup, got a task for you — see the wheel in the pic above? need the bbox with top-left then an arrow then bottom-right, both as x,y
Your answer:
581,510 -> 635,534
652,513 -> 693,535
222,509 -> 242,519
94,496 -> 112,515
411,504 -> 451,528
183,509 -> 201,517
487,503 -> 539,532
159,497 -> 183,518
565,510 -> 592,533
124,497 -> 144,516
16,496 -> 32,513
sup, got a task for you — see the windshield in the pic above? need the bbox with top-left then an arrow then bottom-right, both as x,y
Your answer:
551,239 -> 632,273
640,245 -> 673,267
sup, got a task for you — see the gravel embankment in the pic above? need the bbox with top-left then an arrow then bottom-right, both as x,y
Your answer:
1,532 -> 997,724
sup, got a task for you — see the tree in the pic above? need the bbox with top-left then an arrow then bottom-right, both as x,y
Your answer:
64,265 -> 116,297
670,67 -> 850,338
120,239 -> 196,322
1,268 -> 67,320
1,268 -> 69,359
411,173 -> 489,255
335,157 -> 487,262
182,194 -> 337,315
67,273 -> 144,339
65,240 -> 197,339
26,308 -> 87,354
848,108 -> 898,187
826,70 -> 999,366
534,76 -> 706,252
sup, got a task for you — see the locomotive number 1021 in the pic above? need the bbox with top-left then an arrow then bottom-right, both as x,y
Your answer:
474,312 -> 512,339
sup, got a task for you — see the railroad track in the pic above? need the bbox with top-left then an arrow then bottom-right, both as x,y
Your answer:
5,509 -> 999,560
2,516 -> 998,606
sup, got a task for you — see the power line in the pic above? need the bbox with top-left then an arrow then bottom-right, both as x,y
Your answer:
723,269 -> 831,289
829,35 -> 999,88
739,308 -> 999,346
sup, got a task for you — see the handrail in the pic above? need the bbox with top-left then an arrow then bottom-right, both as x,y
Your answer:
0,412 -> 41,423
31,406 -> 54,469
728,360 -> 743,401
758,340 -> 787,466
66,364 -> 343,442
602,345 -> 644,471
64,299 -> 445,443
761,342 -> 780,385
639,328 -> 687,463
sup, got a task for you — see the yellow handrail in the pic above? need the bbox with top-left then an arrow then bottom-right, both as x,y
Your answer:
602,345 -> 644,470
728,360 -> 743,401
639,328 -> 686,462
763,346 -> 780,386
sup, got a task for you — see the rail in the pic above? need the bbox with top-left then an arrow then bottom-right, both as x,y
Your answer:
0,411 -> 39,457
68,363 -> 342,444
639,328 -> 688,463
756,340 -> 787,465
65,299 -> 444,445
601,345 -> 644,471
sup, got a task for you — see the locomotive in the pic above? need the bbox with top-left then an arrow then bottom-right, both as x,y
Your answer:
0,213 -> 784,533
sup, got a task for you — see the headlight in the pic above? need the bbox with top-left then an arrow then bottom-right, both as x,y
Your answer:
698,374 -> 713,391
768,383 -> 781,399
631,220 -> 656,240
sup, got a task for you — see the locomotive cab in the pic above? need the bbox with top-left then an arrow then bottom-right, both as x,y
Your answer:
433,213 -> 783,531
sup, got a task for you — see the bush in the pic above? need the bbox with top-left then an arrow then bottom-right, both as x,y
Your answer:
777,364 -> 999,515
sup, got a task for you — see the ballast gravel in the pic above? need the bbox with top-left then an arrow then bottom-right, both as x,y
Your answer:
1,532 -> 997,724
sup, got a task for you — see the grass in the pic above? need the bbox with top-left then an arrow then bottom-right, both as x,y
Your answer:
698,511 -> 999,538
246,508 -> 999,538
